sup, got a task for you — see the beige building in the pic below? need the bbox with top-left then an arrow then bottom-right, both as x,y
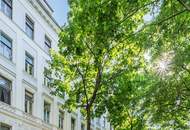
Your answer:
0,0 -> 112,130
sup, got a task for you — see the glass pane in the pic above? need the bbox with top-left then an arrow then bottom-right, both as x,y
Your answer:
25,26 -> 33,39
26,17 -> 34,29
1,1 -> 6,12
29,65 -> 33,75
45,44 -> 50,52
0,76 -> 11,89
25,100 -> 27,113
5,5 -> 12,18
0,43 -> 4,55
29,102 -> 33,114
4,0 -> 12,7
1,125 -> 11,130
1,0 -> 12,18
4,47 -> 11,59
26,54 -> 33,65
1,88 -> 10,104
1,34 -> 12,48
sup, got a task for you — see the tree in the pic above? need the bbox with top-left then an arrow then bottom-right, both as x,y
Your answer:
137,0 -> 190,129
49,0 -> 158,129
95,0 -> 190,129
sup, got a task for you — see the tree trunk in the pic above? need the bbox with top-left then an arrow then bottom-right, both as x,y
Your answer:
87,107 -> 91,130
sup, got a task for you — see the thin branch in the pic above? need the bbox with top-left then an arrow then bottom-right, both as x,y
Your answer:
155,9 -> 187,25
177,0 -> 190,11
118,0 -> 159,26
109,9 -> 187,51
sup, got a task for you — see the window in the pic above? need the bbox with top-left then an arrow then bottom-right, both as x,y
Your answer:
1,0 -> 12,18
44,68 -> 51,87
103,116 -> 106,127
81,124 -> 85,130
44,35 -> 51,53
0,123 -> 11,130
44,101 -> 50,123
25,90 -> 33,114
25,15 -> 34,39
25,52 -> 34,76
71,118 -> 75,130
0,32 -> 12,60
59,110 -> 64,129
0,75 -> 11,105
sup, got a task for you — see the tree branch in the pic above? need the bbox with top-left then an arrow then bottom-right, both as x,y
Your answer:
177,0 -> 190,11
76,64 -> 89,104
110,9 -> 187,51
89,65 -> 103,107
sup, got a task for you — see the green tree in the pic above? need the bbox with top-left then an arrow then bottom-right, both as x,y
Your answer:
49,0 -> 157,129
138,0 -> 190,129
107,0 -> 190,129
99,0 -> 190,129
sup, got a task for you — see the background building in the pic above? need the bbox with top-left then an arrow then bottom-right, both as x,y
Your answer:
0,0 -> 112,130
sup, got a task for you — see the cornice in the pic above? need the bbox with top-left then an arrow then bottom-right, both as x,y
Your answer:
28,0 -> 61,33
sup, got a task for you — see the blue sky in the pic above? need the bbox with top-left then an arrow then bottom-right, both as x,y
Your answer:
46,0 -> 69,26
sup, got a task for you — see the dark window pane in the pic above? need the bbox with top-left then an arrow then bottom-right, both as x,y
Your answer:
0,33 -> 12,60
71,118 -> 75,130
45,36 -> 51,53
0,75 -> 11,105
25,16 -> 34,39
59,111 -> 64,128
0,124 -> 11,130
25,90 -> 33,114
25,52 -> 34,75
1,0 -> 12,18
44,68 -> 51,87
44,101 -> 51,123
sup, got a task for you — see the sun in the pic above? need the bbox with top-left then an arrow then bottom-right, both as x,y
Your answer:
154,51 -> 174,75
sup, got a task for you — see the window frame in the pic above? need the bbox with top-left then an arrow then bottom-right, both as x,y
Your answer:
44,67 -> 51,87
25,52 -> 34,76
44,101 -> 51,124
25,15 -> 34,39
71,117 -> 76,130
58,110 -> 64,129
44,35 -> 51,53
25,90 -> 34,115
0,31 -> 12,60
81,123 -> 85,130
0,75 -> 11,105
1,0 -> 12,19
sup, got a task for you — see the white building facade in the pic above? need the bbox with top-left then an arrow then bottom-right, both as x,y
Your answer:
0,0 -> 112,130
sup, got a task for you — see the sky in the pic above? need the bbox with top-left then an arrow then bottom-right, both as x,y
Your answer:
46,0 -> 69,26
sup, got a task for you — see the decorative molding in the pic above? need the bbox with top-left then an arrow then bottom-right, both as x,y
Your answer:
28,0 -> 60,33
0,60 -> 16,78
22,79 -> 38,91
0,101 -> 53,129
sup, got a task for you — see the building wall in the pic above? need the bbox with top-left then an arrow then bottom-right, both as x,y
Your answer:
0,0 -> 112,130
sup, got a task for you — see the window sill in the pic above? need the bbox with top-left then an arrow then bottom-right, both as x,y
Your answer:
43,84 -> 52,92
23,71 -> 36,79
23,71 -> 37,88
0,53 -> 15,66
0,54 -> 16,77
42,121 -> 53,129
